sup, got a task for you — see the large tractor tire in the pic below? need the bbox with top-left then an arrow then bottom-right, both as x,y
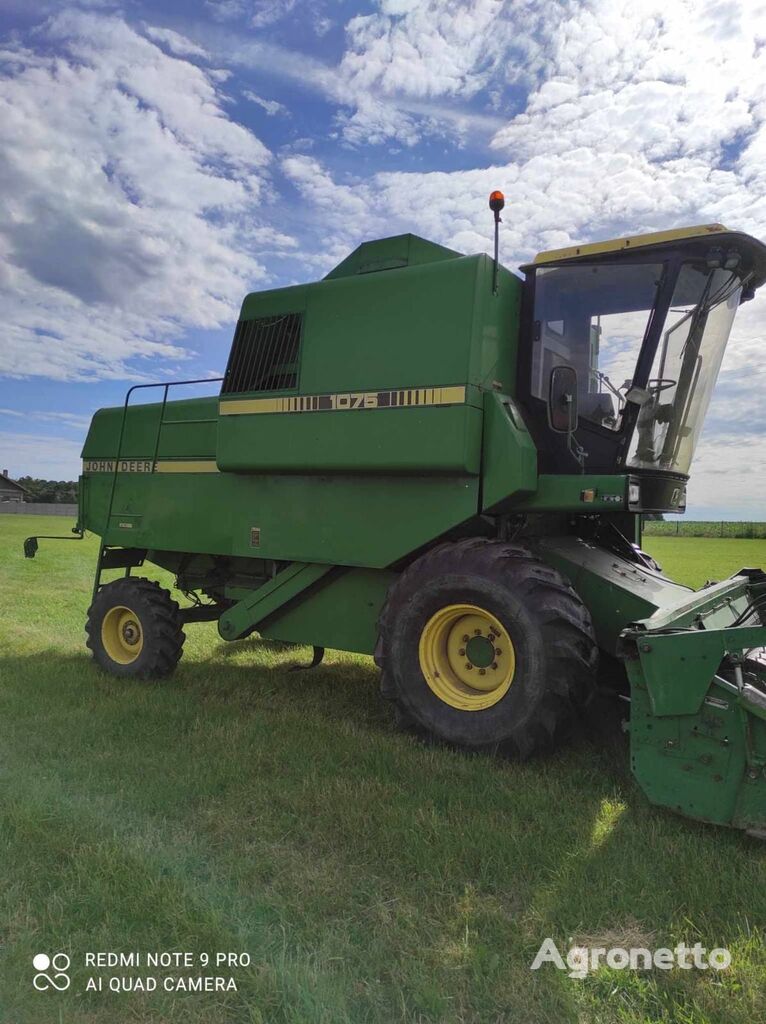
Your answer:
375,538 -> 597,757
86,577 -> 185,679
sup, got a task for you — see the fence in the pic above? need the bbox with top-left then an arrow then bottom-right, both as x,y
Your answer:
0,503 -> 78,517
643,520 -> 766,538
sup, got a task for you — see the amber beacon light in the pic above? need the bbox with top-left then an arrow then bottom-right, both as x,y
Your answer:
489,190 -> 505,214
489,190 -> 505,293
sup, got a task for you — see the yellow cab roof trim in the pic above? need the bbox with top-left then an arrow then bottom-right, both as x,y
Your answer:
533,224 -> 730,265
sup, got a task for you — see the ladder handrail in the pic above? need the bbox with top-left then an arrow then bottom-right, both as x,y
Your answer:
103,376 -> 224,538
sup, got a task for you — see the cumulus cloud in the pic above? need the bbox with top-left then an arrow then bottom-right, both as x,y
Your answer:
205,0 -> 537,148
204,0 -> 334,34
143,24 -> 211,59
341,0 -> 510,99
250,0 -> 298,28
491,1 -> 765,165
204,0 -> 248,22
243,89 -> 288,116
329,0 -> 551,145
0,10 -> 275,382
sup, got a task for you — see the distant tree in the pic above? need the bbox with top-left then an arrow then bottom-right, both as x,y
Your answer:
16,477 -> 78,503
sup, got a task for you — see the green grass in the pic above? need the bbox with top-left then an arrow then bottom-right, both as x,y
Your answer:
1,515 -> 765,1024
641,536 -> 766,590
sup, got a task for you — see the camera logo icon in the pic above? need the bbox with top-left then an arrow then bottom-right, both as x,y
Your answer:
33,952 -> 71,991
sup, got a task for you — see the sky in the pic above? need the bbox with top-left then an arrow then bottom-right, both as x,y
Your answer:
0,0 -> 765,518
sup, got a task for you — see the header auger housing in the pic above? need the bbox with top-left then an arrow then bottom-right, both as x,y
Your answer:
27,204 -> 766,837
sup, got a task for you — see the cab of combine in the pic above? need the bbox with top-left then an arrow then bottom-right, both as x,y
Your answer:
519,224 -> 766,512
26,200 -> 766,837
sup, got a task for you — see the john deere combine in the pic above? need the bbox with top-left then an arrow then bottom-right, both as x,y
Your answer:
27,195 -> 766,835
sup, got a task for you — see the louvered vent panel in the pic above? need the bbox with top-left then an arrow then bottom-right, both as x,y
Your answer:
221,312 -> 302,395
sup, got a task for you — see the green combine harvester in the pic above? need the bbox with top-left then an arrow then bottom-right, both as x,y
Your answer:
27,193 -> 766,836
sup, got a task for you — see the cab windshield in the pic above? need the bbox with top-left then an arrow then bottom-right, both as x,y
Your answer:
530,259 -> 742,476
626,265 -> 741,474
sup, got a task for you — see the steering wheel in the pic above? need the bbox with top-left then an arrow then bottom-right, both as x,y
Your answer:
647,378 -> 676,393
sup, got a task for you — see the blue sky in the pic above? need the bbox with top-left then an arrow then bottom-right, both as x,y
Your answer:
0,0 -> 765,517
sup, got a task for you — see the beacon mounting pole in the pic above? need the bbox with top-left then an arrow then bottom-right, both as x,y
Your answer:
489,190 -> 505,296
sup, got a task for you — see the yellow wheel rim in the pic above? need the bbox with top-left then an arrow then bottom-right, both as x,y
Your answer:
101,605 -> 144,665
418,603 -> 516,711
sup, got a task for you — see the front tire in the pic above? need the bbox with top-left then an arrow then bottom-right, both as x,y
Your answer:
375,539 -> 597,757
86,577 -> 185,678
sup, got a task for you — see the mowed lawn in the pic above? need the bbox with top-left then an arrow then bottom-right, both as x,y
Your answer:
1,515 -> 765,1024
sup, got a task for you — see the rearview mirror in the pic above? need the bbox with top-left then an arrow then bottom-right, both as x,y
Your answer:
548,365 -> 579,433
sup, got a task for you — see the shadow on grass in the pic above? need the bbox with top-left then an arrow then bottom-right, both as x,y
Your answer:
213,635 -> 303,658
0,646 -> 634,809
0,643 -> 632,779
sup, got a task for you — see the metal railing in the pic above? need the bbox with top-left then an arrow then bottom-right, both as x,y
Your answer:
103,376 -> 224,532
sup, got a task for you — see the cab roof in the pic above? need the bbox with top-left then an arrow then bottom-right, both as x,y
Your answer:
533,224 -> 729,264
527,223 -> 766,291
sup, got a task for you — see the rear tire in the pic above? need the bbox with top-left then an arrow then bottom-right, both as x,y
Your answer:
86,577 -> 185,678
375,538 -> 597,757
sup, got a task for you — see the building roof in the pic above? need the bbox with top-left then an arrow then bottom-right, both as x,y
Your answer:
0,475 -> 30,495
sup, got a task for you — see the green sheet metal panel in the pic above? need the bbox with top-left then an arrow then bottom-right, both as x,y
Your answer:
517,475 -> 630,512
480,392 -> 537,512
83,397 -> 218,462
219,561 -> 334,640
259,567 -> 397,655
217,400 -> 482,474
239,283 -> 309,321
81,468 -> 479,568
323,234 -> 460,280
467,258 -> 521,394
538,536 -> 691,654
628,673 -> 746,828
629,624 -> 766,717
237,255 -> 479,395
300,253 -> 513,394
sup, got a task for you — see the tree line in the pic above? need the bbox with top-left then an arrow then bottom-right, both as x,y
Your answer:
17,477 -> 78,503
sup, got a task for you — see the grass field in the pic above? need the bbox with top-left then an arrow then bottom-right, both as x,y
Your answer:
1,516 -> 765,1024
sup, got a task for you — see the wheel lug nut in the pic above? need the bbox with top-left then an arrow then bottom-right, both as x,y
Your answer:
474,629 -> 481,635
495,648 -> 502,655
462,634 -> 469,642
465,662 -> 473,670
492,662 -> 498,670
458,648 -> 466,656
479,669 -> 486,676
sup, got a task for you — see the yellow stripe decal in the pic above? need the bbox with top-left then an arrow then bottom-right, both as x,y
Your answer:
154,461 -> 219,474
82,459 -> 219,474
219,384 -> 467,416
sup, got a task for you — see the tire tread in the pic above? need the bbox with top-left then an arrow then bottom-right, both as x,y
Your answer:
85,577 -> 185,678
376,538 -> 597,758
